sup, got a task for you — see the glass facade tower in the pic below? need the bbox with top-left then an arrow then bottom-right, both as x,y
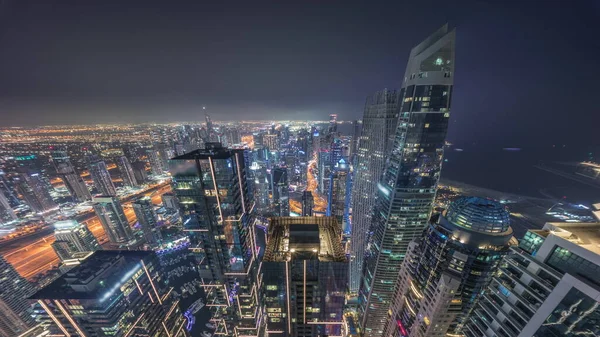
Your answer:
51,150 -> 92,202
348,89 -> 400,295
359,25 -> 455,336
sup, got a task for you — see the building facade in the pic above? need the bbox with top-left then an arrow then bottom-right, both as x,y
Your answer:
0,256 -> 37,336
170,143 -> 261,336
133,196 -> 162,246
51,150 -> 92,202
31,250 -> 189,337
348,89 -> 400,295
463,222 -> 600,337
53,220 -> 101,260
328,158 -> 351,232
359,25 -> 455,336
15,172 -> 57,213
262,217 -> 348,337
302,190 -> 314,216
116,155 -> 138,187
87,155 -> 117,196
92,195 -> 133,244
272,167 -> 290,217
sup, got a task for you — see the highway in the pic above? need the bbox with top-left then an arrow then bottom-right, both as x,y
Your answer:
290,155 -> 328,214
0,183 -> 172,280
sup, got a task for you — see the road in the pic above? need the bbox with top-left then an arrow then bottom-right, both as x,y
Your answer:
1,183 -> 172,280
289,156 -> 328,214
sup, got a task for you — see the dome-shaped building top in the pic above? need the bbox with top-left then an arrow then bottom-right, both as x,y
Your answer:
445,196 -> 510,234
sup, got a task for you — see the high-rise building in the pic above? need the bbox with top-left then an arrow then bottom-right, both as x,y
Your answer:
462,222 -> 600,337
328,113 -> 338,134
51,150 -> 92,202
146,148 -> 165,176
349,119 -> 362,162
15,172 -> 57,213
348,89 -> 400,295
116,155 -> 138,187
272,167 -> 290,217
87,155 -> 117,196
205,112 -> 218,142
262,216 -> 347,337
359,25 -> 455,336
169,143 -> 260,336
92,195 -> 133,244
161,192 -> 179,211
317,150 -> 330,195
132,161 -> 149,183
263,133 -> 280,152
384,197 -> 515,337
53,219 -> 101,258
0,256 -> 36,336
301,190 -> 314,216
133,196 -> 162,245
31,250 -> 189,337
328,158 -> 351,232
0,190 -> 16,225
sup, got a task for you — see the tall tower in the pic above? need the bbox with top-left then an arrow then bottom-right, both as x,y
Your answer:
51,150 -> 92,202
92,195 -> 133,244
0,190 -> 16,225
359,25 -> 455,336
0,256 -> 36,336
15,172 -> 57,213
146,148 -> 165,176
31,251 -> 188,337
53,219 -> 101,255
272,167 -> 290,217
301,190 -> 314,216
348,89 -> 400,295
262,217 -> 347,337
170,143 -> 259,336
384,197 -> 515,337
328,113 -> 338,134
116,155 -> 138,187
327,158 -> 351,232
87,155 -> 117,196
132,196 -> 162,246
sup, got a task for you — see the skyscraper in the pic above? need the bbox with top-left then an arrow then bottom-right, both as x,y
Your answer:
0,256 -> 36,336
51,150 -> 92,202
301,190 -> 314,216
328,113 -> 338,134
15,172 -> 57,213
132,161 -> 149,183
146,148 -> 165,176
328,158 -> 351,232
263,133 -> 280,152
0,190 -> 16,225
31,250 -> 189,337
53,219 -> 101,259
133,196 -> 162,245
348,89 -> 400,295
349,119 -> 362,162
161,192 -> 179,211
359,25 -> 455,336
87,155 -> 117,196
116,155 -> 138,187
92,195 -> 133,244
262,216 -> 347,337
463,222 -> 600,337
169,143 -> 259,336
272,167 -> 290,217
384,197 -> 515,337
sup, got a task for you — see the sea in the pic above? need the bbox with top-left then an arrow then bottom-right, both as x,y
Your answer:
441,146 -> 599,204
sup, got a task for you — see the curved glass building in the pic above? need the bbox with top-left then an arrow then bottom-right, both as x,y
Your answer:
384,196 -> 516,337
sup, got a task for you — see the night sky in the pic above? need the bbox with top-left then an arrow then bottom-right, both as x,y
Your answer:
0,0 -> 598,149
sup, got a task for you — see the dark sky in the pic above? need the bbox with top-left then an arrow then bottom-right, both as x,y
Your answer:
0,0 -> 598,149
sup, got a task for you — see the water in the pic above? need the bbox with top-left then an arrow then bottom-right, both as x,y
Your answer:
441,147 -> 599,204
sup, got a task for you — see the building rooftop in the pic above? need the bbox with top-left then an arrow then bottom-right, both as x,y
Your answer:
171,142 -> 244,160
542,222 -> 600,255
264,216 -> 346,262
31,250 -> 154,300
445,196 -> 511,234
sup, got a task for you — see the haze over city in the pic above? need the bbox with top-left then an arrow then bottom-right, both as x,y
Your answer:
0,1 -> 599,337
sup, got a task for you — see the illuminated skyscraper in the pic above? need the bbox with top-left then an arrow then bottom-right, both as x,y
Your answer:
92,195 -> 133,244
328,158 -> 351,232
263,133 -> 280,152
272,167 -> 290,217
133,196 -> 162,246
15,172 -> 57,213
31,250 -> 189,337
52,220 -> 101,261
0,256 -> 36,336
146,148 -> 165,176
262,217 -> 347,337
359,25 -> 455,336
51,150 -> 92,202
161,193 -> 179,211
328,113 -> 338,134
87,155 -> 117,196
301,190 -> 314,216
348,89 -> 400,295
384,197 -> 515,337
132,161 -> 149,183
170,143 -> 260,336
349,119 -> 362,162
0,191 -> 16,225
116,155 -> 138,187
